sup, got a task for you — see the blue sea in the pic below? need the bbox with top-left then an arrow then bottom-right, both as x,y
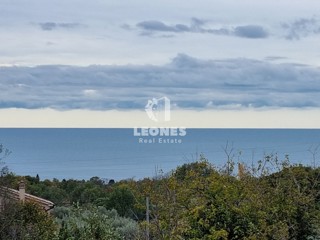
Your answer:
0,128 -> 319,181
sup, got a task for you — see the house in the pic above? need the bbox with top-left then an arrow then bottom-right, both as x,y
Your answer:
0,180 -> 55,212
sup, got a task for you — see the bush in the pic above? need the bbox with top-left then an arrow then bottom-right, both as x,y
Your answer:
0,202 -> 57,240
54,206 -> 139,239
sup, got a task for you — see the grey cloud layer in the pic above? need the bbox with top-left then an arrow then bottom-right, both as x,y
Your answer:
1,54 -> 320,110
136,19 -> 269,39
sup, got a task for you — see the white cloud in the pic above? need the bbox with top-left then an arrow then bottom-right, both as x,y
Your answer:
83,89 -> 98,97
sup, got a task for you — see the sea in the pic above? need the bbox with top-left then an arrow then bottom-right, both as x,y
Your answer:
0,128 -> 319,181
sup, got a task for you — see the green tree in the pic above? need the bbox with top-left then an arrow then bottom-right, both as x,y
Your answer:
104,186 -> 135,217
0,202 -> 57,240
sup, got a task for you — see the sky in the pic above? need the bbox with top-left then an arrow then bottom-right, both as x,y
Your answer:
1,0 -> 320,128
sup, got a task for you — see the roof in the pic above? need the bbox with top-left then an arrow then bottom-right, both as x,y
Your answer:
0,187 -> 54,211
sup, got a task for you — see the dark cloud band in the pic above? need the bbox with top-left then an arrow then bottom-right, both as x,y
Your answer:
135,19 -> 268,39
0,54 -> 319,110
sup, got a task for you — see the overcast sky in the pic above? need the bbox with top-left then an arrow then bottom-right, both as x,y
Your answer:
1,0 -> 320,127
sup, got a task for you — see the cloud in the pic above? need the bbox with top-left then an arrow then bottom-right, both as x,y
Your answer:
39,22 -> 81,31
190,17 -> 206,27
0,54 -> 320,110
234,25 -> 268,39
135,19 -> 268,39
136,17 -> 206,33
282,17 -> 320,40
135,16 -> 320,40
83,89 -> 98,97
137,21 -> 186,32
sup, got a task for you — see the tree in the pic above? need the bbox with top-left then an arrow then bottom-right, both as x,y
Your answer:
36,174 -> 40,183
0,202 -> 57,240
104,186 -> 135,217
129,156 -> 320,239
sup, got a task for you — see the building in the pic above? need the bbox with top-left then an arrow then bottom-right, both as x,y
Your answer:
0,180 -> 55,212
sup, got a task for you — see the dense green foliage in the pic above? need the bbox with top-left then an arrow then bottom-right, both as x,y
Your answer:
0,147 -> 320,239
0,202 -> 57,240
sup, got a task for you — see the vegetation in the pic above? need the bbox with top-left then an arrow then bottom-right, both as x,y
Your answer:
53,206 -> 139,240
0,202 -> 57,240
0,143 -> 320,239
